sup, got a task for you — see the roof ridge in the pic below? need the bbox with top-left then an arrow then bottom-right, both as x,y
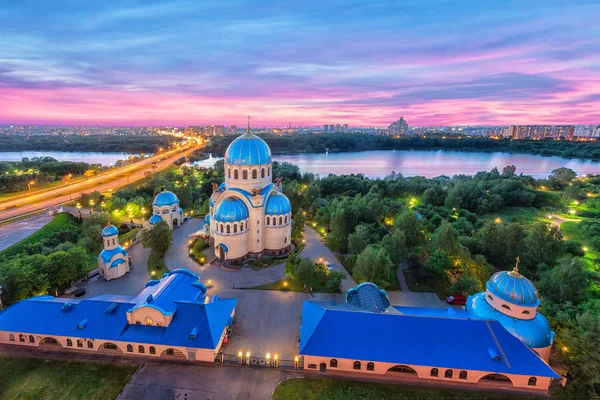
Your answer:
485,320 -> 511,369
299,302 -> 327,354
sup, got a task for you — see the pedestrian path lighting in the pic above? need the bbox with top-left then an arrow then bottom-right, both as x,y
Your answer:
89,199 -> 95,213
266,353 -> 271,368
238,351 -> 243,365
246,351 -> 251,367
294,356 -> 299,369
274,354 -> 279,368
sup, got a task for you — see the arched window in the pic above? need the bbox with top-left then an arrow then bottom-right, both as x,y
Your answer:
145,318 -> 153,325
29,335 -> 34,343
367,362 -> 375,371
284,237 -> 287,243
267,216 -> 270,225
234,224 -> 238,233
501,304 -> 511,310
330,359 -> 337,368
261,168 -> 265,178
430,368 -> 439,377
252,169 -> 257,179
488,294 -> 493,301
241,222 -> 244,231
268,166 -> 271,176
138,345 -> 145,354
67,339 -> 73,347
226,225 -> 230,234
127,344 -> 133,353
353,361 -> 361,370
227,168 -> 231,178
459,371 -> 468,380
234,170 -> 239,179
162,209 -> 169,214
445,369 -> 453,378
522,310 -> 531,314
279,216 -> 283,225
8,334 -> 15,342
257,220 -> 260,225
77,339 -> 83,348
242,170 -> 248,180
172,206 -> 177,212
285,215 -> 288,224
220,224 -> 224,233
166,348 -> 174,355
528,377 -> 537,386
19,334 -> 25,342
150,346 -> 156,355
87,341 -> 93,349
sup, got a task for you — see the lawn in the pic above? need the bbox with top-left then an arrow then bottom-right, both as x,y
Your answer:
189,239 -> 209,264
0,213 -> 79,260
273,378 -> 530,400
560,221 -> 598,265
404,268 -> 449,299
245,256 -> 287,271
485,206 -> 549,225
0,356 -> 137,400
249,273 -> 340,293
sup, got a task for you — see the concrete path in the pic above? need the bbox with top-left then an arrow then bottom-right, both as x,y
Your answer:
549,214 -> 579,229
0,213 -> 53,252
396,262 -> 410,292
300,226 -> 357,293
119,361 -> 299,400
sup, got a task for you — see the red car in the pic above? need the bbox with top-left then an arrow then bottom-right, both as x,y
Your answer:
446,295 -> 466,305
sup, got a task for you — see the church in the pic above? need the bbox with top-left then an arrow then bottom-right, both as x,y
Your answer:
148,190 -> 183,230
202,125 -> 293,263
97,224 -> 130,281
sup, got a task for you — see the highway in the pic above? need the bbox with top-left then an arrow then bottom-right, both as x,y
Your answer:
0,142 -> 201,222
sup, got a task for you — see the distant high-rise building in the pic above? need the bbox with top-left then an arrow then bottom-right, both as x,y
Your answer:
323,124 -> 328,133
230,125 -> 238,136
388,117 -> 408,136
335,124 -> 341,133
593,125 -> 600,138
329,124 -> 334,133
342,124 -> 348,133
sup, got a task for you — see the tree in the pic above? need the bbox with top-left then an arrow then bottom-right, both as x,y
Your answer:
449,275 -> 481,296
521,223 -> 564,276
292,209 -> 305,241
425,250 -> 452,282
353,245 -> 394,287
348,224 -> 378,255
141,221 -> 173,256
431,221 -> 462,256
296,257 -> 316,286
284,250 -> 301,279
536,257 -> 589,306
393,210 -> 424,248
325,270 -> 345,292
501,165 -> 517,178
381,229 -> 408,264
549,167 -> 577,185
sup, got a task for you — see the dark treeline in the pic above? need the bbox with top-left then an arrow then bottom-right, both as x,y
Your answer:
205,134 -> 600,160
0,134 -> 176,153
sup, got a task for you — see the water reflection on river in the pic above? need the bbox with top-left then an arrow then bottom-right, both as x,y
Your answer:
191,150 -> 600,178
0,151 -> 139,166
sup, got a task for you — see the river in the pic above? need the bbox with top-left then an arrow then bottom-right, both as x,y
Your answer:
0,151 -> 138,166
191,150 -> 600,179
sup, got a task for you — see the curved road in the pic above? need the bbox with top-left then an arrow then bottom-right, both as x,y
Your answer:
0,144 -> 199,222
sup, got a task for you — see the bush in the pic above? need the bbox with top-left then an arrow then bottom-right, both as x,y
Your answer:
564,240 -> 585,257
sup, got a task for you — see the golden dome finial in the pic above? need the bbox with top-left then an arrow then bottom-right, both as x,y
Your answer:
247,115 -> 251,134
508,256 -> 521,277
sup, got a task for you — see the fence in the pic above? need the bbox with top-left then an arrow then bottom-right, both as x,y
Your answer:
215,352 -> 303,370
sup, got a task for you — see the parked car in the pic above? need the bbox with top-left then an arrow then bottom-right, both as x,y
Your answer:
324,261 -> 333,272
73,288 -> 86,298
446,295 -> 466,305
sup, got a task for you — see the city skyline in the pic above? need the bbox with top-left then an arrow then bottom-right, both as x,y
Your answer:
1,1 -> 600,126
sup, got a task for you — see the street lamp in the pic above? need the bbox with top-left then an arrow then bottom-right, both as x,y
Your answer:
28,180 -> 35,192
101,201 -> 106,212
89,199 -> 95,213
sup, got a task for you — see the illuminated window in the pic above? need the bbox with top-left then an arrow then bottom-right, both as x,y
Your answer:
145,318 -> 153,325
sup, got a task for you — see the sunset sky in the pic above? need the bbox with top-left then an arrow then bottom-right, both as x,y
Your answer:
1,0 -> 599,127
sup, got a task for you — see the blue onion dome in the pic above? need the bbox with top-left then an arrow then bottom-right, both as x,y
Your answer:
179,207 -> 183,214
265,192 -> 292,215
487,267 -> 539,306
100,246 -> 127,263
214,197 -> 249,222
149,214 -> 163,225
467,292 -> 553,348
102,224 -> 119,237
346,282 -> 390,313
225,131 -> 272,166
209,195 -> 215,207
204,214 -> 211,226
153,190 -> 179,207
219,182 -> 226,191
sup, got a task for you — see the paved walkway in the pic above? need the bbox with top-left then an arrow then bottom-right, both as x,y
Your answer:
396,262 -> 410,292
0,213 -> 53,252
300,226 -> 357,293
549,214 -> 579,229
120,361 -> 299,400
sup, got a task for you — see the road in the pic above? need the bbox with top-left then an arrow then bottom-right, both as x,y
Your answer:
0,213 -> 53,251
0,143 -> 200,222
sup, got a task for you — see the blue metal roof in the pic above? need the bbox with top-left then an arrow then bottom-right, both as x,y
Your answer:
300,302 -> 558,378
203,215 -> 211,226
214,197 -> 248,222
110,258 -> 125,268
487,269 -> 539,306
149,214 -> 163,225
393,306 -> 472,319
0,270 -> 237,350
102,225 -> 119,237
218,182 -> 226,191
153,191 -> 179,207
209,195 -> 215,207
99,246 -> 127,263
216,243 -> 228,252
466,293 -> 554,348
265,192 -> 292,215
346,282 -> 390,313
225,132 -> 272,166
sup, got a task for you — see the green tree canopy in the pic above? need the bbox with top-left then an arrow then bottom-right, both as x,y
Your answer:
353,244 -> 395,288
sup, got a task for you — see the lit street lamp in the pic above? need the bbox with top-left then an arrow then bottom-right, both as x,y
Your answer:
28,180 -> 35,192
89,199 -> 95,213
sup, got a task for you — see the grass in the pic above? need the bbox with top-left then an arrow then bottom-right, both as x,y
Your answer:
404,269 -> 450,299
245,256 -> 287,271
189,239 -> 209,264
249,277 -> 338,293
273,378 -> 531,400
119,228 -> 140,246
0,356 -> 137,400
0,213 -> 79,260
485,206 -> 549,225
560,221 -> 598,265
148,249 -> 169,277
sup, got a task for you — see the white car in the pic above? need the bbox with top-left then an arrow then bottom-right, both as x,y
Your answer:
324,261 -> 333,271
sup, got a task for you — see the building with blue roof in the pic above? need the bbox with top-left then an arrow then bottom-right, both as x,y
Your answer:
150,190 -> 182,230
97,224 -> 130,281
200,122 -> 292,264
0,269 -> 236,363
466,265 -> 554,360
299,281 -> 558,393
